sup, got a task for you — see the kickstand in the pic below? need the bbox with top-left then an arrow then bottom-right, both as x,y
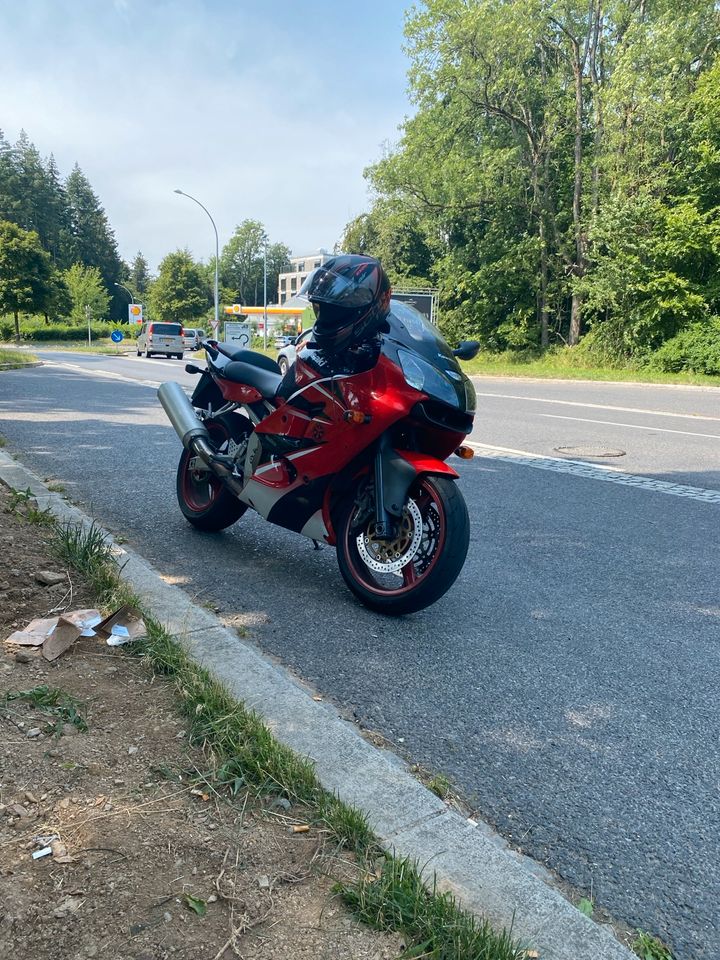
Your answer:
312,539 -> 322,550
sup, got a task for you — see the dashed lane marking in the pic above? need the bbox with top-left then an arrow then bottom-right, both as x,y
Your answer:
467,441 -> 720,505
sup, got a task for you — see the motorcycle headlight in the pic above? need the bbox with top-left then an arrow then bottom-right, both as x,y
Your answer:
397,349 -> 459,408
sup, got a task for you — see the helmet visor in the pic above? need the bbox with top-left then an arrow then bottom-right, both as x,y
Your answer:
307,265 -> 376,310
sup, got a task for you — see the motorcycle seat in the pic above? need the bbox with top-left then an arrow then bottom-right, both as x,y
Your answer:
222,347 -> 281,374
222,358 -> 282,399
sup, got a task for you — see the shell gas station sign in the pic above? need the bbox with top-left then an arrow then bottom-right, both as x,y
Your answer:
128,304 -> 143,324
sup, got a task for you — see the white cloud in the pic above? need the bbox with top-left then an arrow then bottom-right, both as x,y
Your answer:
1,0 -> 410,269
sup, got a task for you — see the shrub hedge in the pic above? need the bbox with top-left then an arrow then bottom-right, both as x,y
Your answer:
0,319 -> 140,342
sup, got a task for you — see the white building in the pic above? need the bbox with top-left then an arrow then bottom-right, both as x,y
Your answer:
278,252 -> 330,305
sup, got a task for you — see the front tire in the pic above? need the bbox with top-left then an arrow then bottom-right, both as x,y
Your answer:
335,475 -> 469,616
278,357 -> 289,375
176,416 -> 251,532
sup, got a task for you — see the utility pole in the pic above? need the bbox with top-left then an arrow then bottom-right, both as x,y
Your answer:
86,305 -> 91,347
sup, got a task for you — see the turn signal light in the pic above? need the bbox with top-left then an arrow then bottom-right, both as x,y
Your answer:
343,410 -> 371,424
455,445 -> 474,459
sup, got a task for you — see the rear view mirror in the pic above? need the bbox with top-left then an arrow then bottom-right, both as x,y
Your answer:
453,340 -> 480,361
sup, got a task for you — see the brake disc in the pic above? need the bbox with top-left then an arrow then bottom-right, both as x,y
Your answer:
356,498 -> 423,574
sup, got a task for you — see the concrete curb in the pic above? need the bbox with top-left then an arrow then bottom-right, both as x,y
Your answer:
0,361 -> 44,370
0,449 -> 635,960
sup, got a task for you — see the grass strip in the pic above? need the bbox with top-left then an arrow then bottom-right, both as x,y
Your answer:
42,510 -> 527,960
0,347 -> 38,368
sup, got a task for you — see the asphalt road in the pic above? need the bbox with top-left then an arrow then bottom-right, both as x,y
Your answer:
2,350 -> 719,960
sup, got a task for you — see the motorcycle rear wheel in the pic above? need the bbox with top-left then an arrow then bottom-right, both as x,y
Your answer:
176,415 -> 250,532
336,475 -> 469,616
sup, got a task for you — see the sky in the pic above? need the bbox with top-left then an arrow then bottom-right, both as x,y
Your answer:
1,0 -> 412,270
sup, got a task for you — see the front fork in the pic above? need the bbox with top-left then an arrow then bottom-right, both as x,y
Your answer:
371,433 -> 418,541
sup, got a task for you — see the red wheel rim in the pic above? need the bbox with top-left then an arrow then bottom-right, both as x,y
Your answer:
179,424 -> 228,513
343,478 -> 447,597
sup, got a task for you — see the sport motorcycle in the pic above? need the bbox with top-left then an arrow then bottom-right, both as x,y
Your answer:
158,300 -> 479,615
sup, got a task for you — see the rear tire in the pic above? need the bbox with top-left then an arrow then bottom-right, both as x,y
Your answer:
335,475 -> 469,616
145,349 -> 152,358
176,415 -> 251,532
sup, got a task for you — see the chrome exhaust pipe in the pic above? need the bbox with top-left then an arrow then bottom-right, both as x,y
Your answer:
158,381 -> 243,493
158,381 -> 210,450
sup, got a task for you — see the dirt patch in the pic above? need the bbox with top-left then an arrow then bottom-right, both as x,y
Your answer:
0,486 -> 403,960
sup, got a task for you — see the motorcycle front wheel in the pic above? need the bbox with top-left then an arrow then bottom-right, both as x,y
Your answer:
336,475 -> 469,616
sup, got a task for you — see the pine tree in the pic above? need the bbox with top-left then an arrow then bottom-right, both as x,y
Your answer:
62,164 -> 123,316
129,251 -> 151,297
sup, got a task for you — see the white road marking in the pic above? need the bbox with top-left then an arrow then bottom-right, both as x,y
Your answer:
474,391 -> 720,422
467,441 -> 720,505
539,413 -> 720,440
45,360 -> 162,389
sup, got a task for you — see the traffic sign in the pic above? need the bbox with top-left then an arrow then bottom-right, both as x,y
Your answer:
224,322 -> 251,347
111,330 -> 124,343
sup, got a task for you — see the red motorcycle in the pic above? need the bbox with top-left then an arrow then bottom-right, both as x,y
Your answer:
159,299 -> 478,615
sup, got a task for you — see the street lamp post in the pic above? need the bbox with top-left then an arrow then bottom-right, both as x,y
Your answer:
263,239 -> 268,351
174,189 -> 219,337
114,281 -> 136,305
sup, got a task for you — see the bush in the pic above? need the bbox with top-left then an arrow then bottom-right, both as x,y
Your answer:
645,319 -> 720,375
0,317 -> 140,342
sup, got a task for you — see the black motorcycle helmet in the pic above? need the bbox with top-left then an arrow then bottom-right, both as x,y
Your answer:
307,255 -> 391,353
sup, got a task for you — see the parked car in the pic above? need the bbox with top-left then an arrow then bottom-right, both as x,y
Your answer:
136,322 -> 185,359
276,328 -> 313,375
183,327 -> 206,350
274,334 -> 295,349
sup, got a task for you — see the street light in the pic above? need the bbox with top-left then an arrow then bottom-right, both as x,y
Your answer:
114,281 -> 136,304
174,189 -> 219,337
263,238 -> 268,350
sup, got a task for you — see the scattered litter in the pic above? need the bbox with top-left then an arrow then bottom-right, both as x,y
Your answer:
94,605 -> 146,645
128,746 -> 139,756
4,605 -> 141,660
467,818 -> 478,827
32,847 -> 53,860
190,788 -> 210,801
312,695 -> 323,701
26,727 -> 42,739
6,617 -> 57,647
257,875 -> 271,890
35,570 -> 66,586
290,824 -> 310,834
43,617 -> 82,662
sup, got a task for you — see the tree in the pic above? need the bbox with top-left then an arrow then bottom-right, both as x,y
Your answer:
220,220 -> 267,305
128,251 -> 151,298
219,221 -> 291,307
0,220 -> 55,341
149,249 -> 211,323
64,263 -> 110,324
62,164 -> 122,316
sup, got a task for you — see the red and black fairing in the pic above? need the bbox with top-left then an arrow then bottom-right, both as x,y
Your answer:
240,307 -> 475,544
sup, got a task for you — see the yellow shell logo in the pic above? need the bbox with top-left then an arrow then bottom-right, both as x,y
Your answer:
130,305 -> 141,316
232,304 -> 242,314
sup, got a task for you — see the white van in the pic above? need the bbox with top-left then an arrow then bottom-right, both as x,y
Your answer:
136,322 -> 185,359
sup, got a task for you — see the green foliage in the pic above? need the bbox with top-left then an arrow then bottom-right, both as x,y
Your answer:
632,930 -> 674,960
64,262 -> 110,323
0,316 -> 138,342
0,220 -> 55,339
339,855 -> 524,960
645,319 -> 720,375
149,249 -> 211,323
219,220 -> 291,306
346,0 -> 720,365
2,685 -> 88,733
0,132 -> 122,317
